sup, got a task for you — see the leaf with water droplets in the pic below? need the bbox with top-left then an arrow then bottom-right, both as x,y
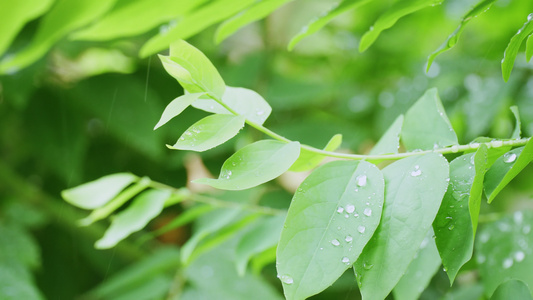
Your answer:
354,153 -> 449,300
61,173 -> 138,209
289,134 -> 342,172
154,92 -> 206,130
370,114 -> 403,156
476,211 -> 533,297
426,0 -> 496,72
393,229 -> 442,300
158,40 -> 226,98
195,140 -> 300,190
191,86 -> 272,125
167,114 -> 245,152
277,160 -> 385,300
510,106 -> 521,139
501,13 -> 533,82
433,145 -> 488,284
359,0 -> 443,53
401,88 -> 458,151
484,139 -> 533,203
288,0 -> 372,51
490,279 -> 533,300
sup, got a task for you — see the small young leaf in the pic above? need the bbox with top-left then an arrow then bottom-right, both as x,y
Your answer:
354,153 -> 449,300
216,0 -> 293,44
527,34 -> 533,61
484,139 -> 533,203
191,86 -> 272,125
235,214 -> 286,276
158,40 -> 226,98
154,93 -> 206,130
501,13 -> 533,82
401,88 -> 458,151
61,173 -> 138,209
510,106 -> 521,139
370,114 -> 403,155
289,134 -> 342,172
167,114 -> 245,152
277,160 -> 385,300
476,211 -> 533,297
95,189 -> 171,249
194,140 -> 300,190
288,0 -> 372,51
426,0 -> 496,72
359,0 -> 443,53
490,280 -> 533,300
433,146 -> 488,284
392,229 -> 442,300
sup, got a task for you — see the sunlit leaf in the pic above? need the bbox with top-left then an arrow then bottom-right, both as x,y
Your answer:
476,211 -> 533,297
288,0 -> 372,51
393,229 -> 441,300
289,134 -> 342,172
167,114 -> 245,152
195,140 -> 300,190
72,0 -> 205,41
433,146 -> 488,284
484,139 -> 533,203
501,13 -> 533,82
216,0 -> 293,44
192,86 -> 272,125
154,92 -> 206,130
61,173 -> 138,209
277,160 -> 385,300
490,279 -> 533,300
401,88 -> 458,151
140,0 -> 257,58
510,106 -> 521,139
359,0 -> 443,52
370,114 -> 403,155
426,0 -> 496,72
354,153 -> 449,300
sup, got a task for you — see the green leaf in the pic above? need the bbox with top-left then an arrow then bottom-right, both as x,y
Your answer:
0,0 -> 118,74
71,0 -> 205,41
191,86 -> 272,125
433,146 -> 488,284
0,262 -> 44,300
154,92 -> 206,130
359,0 -> 443,52
167,114 -> 245,152
490,280 -> 533,300
277,160 -> 384,300
252,246 -> 277,275
158,40 -> 226,98
289,134 -> 342,172
392,229 -> 441,300
370,114 -> 403,155
354,153 -> 449,300
476,211 -> 533,297
401,88 -> 458,151
526,33 -> 533,62
139,0 -> 257,58
288,0 -> 372,51
510,106 -> 522,139
195,140 -> 300,190
501,13 -> 533,82
95,189 -> 170,249
484,139 -> 533,203
216,0 -> 293,44
61,173 -> 138,209
426,0 -> 496,72
0,225 -> 40,269
0,0 -> 54,57
235,214 -> 286,276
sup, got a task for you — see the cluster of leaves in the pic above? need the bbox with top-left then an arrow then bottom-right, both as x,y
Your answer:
61,40 -> 533,300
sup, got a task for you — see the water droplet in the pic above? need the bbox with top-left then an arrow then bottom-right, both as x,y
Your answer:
344,214 -> 349,218
504,152 -> 517,163
514,251 -> 525,262
179,137 -> 185,141
278,275 -> 294,284
345,204 -> 355,214
185,131 -> 192,136
341,257 -> 350,265
357,225 -> 366,234
448,225 -> 455,230
363,208 -> 372,217
227,171 -> 232,176
231,162 -> 236,167
331,239 -> 340,246
353,213 -> 359,217
411,169 -> 422,177
345,235 -> 353,242
337,207 -> 344,213
354,188 -> 359,192
491,140 -> 503,148
446,216 -> 453,220
503,258 -> 513,269
451,145 -> 459,153
470,155 -> 476,165
528,13 -> 533,22
469,143 -> 480,149
356,175 -> 367,187
363,262 -> 373,270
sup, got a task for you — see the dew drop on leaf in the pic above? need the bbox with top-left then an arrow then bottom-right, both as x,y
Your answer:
341,257 -> 350,265
363,262 -> 374,270
490,140 -> 503,148
514,251 -> 525,262
411,169 -> 422,177
451,145 -> 459,153
448,225 -> 455,230
345,235 -> 353,243
503,258 -> 514,269
528,13 -> 533,22
357,225 -> 366,234
345,204 -> 355,214
278,274 -> 294,284
504,152 -> 517,163
331,239 -> 340,246
356,175 -> 367,187
363,208 -> 372,217
337,207 -> 344,213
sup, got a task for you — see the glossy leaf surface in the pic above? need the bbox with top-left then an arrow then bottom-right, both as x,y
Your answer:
501,13 -> 533,82
154,92 -> 206,130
